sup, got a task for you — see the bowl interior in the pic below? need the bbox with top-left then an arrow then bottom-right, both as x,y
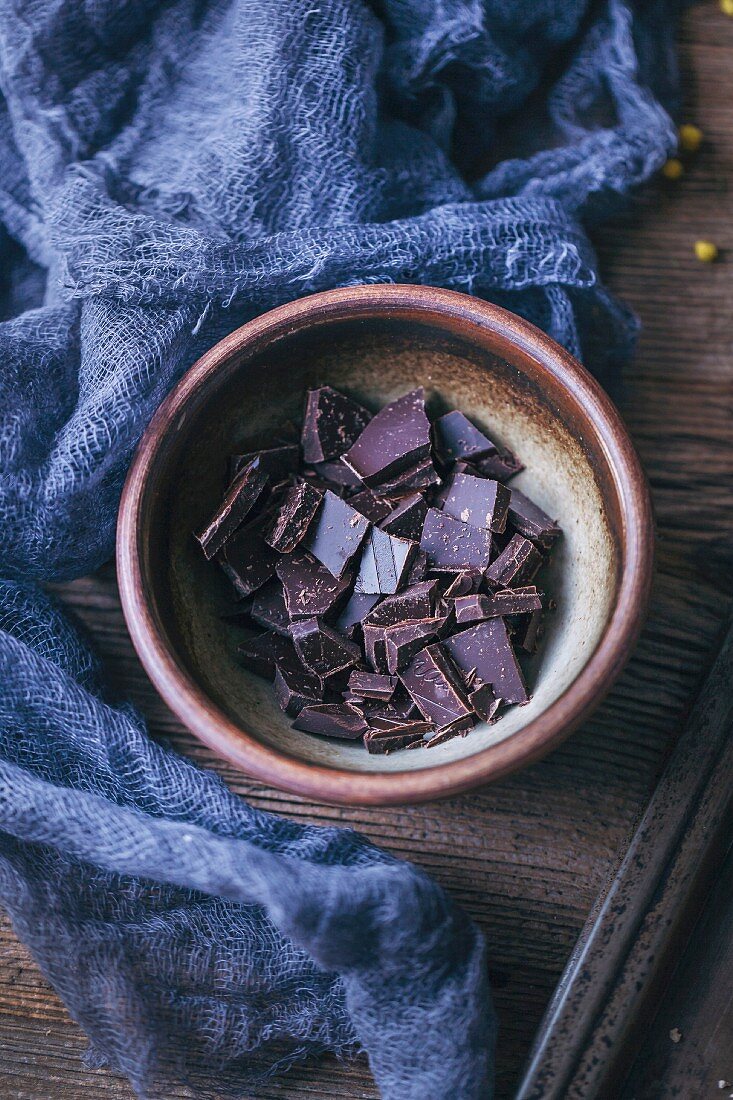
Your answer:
145,314 -> 618,774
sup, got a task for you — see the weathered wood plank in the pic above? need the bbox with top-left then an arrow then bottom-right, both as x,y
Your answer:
1,6 -> 732,1097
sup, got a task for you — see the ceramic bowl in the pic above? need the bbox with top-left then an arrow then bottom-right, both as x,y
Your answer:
117,285 -> 653,806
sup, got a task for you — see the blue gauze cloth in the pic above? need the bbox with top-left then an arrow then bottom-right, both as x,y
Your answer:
0,1 -> 682,1096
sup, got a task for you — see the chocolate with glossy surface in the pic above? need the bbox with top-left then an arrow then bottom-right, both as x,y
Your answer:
196,457 -> 269,559
420,508 -> 493,572
343,387 -> 431,486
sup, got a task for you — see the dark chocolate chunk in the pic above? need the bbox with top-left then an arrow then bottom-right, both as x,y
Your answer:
363,579 -> 439,627
475,449 -> 524,482
374,456 -> 440,496
366,715 -> 434,736
380,493 -> 429,540
361,624 -> 390,674
273,661 -> 323,716
276,551 -> 352,618
442,473 -> 510,533
433,411 -> 497,464
264,481 -> 323,554
485,533 -> 542,589
383,617 -> 445,673
468,683 -> 502,722
196,458 -> 269,559
400,643 -> 473,727
335,591 -> 382,639
425,713 -> 476,745
507,488 -> 561,548
354,527 -> 417,595
480,586 -> 543,618
230,444 -> 300,485
441,570 -> 483,600
420,508 -> 493,572
364,725 -> 429,754
443,619 -> 528,704
303,489 -> 370,578
219,514 -> 279,597
290,617 -> 362,676
389,683 -> 421,719
348,671 -> 397,701
349,490 -> 392,524
453,594 -> 491,624
293,702 -> 368,740
251,580 -> 291,636
310,458 -> 363,490
301,386 -> 372,464
406,548 -> 429,584
343,388 -> 431,487
237,631 -> 295,680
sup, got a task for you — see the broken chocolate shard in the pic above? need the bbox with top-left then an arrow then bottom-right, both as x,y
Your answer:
433,410 -> 497,464
441,570 -> 483,600
237,631 -> 296,680
366,714 -> 434,736
354,527 -> 417,595
475,449 -> 524,482
343,388 -> 431,487
453,593 -> 492,624
380,493 -> 429,540
301,386 -> 372,464
480,586 -> 543,618
400,643 -> 473,728
218,513 -> 279,597
364,726 -> 429,754
264,481 -> 323,554
361,624 -> 390,674
276,551 -> 352,618
273,660 -> 323,716
290,617 -> 362,677
373,456 -> 440,496
443,619 -> 528,704
425,713 -> 476,746
196,458 -> 270,559
406,548 -> 428,584
485,533 -> 542,589
294,702 -> 368,740
310,458 -> 363,490
349,490 -> 392,524
363,579 -> 439,627
443,473 -> 510,534
302,489 -> 370,578
335,591 -> 382,639
348,671 -> 397,701
383,617 -> 445,674
468,683 -> 502,722
420,508 -> 493,572
507,488 -> 561,548
229,444 -> 300,485
250,579 -> 291,636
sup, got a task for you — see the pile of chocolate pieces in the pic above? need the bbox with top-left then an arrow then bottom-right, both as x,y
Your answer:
196,387 -> 561,754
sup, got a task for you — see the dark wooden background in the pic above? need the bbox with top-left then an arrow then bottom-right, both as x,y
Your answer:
1,4 -> 731,1097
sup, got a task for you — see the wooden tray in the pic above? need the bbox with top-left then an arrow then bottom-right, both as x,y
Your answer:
518,615 -> 733,1098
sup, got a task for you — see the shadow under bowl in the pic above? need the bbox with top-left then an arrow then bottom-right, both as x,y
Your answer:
117,285 -> 653,806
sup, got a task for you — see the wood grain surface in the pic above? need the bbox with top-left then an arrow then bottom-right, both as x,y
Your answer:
1,4 -> 732,1098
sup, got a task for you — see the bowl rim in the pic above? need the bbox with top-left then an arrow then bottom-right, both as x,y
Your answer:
117,284 -> 653,806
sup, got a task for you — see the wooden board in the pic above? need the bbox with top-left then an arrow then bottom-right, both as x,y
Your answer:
1,4 -> 732,1097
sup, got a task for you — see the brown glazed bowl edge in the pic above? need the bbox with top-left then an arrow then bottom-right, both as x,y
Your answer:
116,284 -> 654,807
